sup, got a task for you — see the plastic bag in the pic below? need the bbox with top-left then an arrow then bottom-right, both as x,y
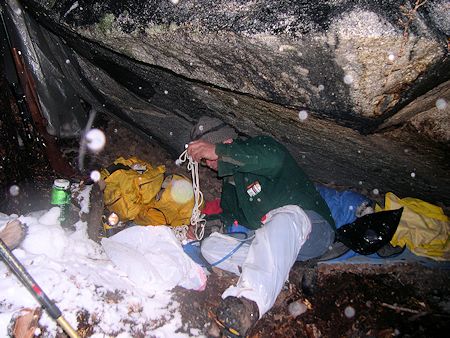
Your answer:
336,208 -> 403,255
102,226 -> 206,291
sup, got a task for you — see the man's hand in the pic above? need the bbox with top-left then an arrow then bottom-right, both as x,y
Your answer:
187,140 -> 218,163
0,220 -> 26,249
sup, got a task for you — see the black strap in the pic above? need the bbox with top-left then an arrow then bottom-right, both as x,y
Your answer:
105,163 -> 132,175
83,163 -> 132,185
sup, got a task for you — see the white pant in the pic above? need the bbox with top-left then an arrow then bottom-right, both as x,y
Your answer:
201,205 -> 312,317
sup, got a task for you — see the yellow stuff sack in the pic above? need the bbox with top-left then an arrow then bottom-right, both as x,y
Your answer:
101,157 -> 165,221
378,192 -> 450,261
135,174 -> 195,227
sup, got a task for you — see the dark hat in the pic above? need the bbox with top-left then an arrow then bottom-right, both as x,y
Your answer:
190,116 -> 238,144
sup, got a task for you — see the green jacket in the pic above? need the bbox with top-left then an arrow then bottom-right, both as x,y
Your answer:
215,136 -> 335,230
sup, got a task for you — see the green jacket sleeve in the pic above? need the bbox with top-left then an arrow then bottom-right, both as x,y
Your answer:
215,138 -> 285,178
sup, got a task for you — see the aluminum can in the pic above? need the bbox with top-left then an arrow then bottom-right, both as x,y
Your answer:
50,179 -> 71,225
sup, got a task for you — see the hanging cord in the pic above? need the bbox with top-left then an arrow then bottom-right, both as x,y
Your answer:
186,231 -> 255,270
176,147 -> 207,240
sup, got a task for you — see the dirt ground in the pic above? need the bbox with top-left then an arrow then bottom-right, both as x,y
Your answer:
3,116 -> 450,337
174,263 -> 450,338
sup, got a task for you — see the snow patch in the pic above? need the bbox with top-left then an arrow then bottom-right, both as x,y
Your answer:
0,194 -> 199,336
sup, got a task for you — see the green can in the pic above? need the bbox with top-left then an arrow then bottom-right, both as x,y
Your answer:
51,179 -> 71,225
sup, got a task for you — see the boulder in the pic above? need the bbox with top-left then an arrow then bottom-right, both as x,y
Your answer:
9,0 -> 450,204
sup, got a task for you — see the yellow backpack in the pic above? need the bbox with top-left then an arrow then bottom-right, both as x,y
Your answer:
101,157 -> 194,227
134,174 -> 195,226
376,192 -> 449,261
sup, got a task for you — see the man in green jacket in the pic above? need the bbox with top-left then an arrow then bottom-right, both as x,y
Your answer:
187,116 -> 338,336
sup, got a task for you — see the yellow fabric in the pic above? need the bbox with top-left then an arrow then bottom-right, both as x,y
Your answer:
101,157 -> 194,227
101,157 -> 165,221
380,192 -> 449,261
135,174 -> 195,227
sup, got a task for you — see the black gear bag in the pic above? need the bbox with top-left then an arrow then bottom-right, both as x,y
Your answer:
335,208 -> 404,255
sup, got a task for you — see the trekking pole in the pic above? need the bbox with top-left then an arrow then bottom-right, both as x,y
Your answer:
0,239 -> 80,338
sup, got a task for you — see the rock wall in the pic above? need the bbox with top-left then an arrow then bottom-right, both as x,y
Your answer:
13,0 -> 450,205
38,0 -> 449,129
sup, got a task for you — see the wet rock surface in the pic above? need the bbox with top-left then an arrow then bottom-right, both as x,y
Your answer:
23,0 -> 449,122
379,79 -> 450,144
11,0 -> 449,206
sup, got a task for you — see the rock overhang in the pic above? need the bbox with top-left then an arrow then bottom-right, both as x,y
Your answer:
6,0 -> 450,205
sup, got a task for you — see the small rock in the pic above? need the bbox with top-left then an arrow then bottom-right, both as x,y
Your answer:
208,322 -> 221,337
344,305 -> 356,318
288,300 -> 308,318
305,323 -> 322,338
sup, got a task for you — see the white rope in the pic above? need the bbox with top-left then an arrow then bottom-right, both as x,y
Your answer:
177,147 -> 207,240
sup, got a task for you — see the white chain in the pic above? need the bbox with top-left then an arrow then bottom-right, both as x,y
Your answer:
177,148 -> 207,240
